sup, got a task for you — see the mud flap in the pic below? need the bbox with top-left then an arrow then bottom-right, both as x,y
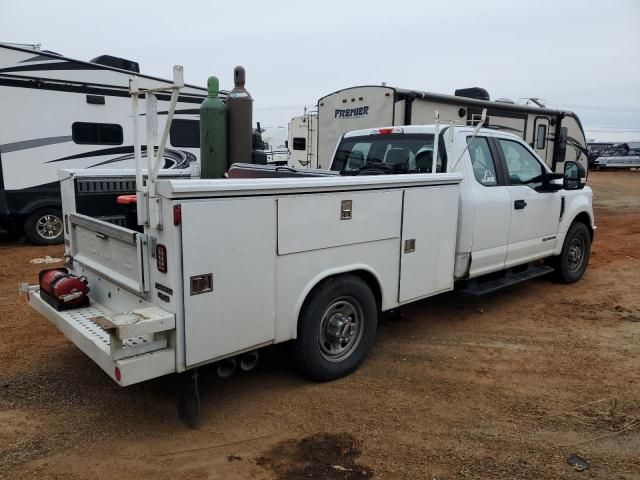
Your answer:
177,369 -> 200,429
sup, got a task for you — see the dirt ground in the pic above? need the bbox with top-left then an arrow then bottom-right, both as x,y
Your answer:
0,171 -> 638,479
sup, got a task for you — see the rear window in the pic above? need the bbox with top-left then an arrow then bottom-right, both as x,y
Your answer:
331,133 -> 447,173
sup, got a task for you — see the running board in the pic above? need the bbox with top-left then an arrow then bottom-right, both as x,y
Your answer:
460,265 -> 555,296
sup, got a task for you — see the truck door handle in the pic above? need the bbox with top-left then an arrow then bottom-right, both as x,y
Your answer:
514,199 -> 527,210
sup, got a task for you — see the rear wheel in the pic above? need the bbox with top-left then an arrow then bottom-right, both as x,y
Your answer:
557,222 -> 591,283
293,275 -> 378,382
24,208 -> 64,245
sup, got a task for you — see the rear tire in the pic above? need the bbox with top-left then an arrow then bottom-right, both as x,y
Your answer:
293,275 -> 378,382
24,208 -> 64,245
557,222 -> 591,283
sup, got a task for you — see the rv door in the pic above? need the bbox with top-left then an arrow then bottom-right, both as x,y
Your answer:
533,117 -> 551,161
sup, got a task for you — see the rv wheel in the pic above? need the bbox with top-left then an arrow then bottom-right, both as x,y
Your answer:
293,274 -> 378,382
24,208 -> 64,245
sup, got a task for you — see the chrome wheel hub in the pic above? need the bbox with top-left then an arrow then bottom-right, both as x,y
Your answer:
36,214 -> 63,240
326,314 -> 354,342
319,297 -> 364,362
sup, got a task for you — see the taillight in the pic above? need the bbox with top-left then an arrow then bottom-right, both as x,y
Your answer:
156,244 -> 167,273
173,205 -> 181,225
374,127 -> 403,135
114,367 -> 121,382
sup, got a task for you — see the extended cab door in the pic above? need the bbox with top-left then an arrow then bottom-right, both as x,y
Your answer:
465,136 -> 512,277
495,137 -> 562,266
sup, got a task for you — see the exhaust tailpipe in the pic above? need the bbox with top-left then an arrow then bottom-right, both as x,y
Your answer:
239,350 -> 259,372
216,358 -> 237,378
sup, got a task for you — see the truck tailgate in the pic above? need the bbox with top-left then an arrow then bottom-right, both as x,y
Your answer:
68,213 -> 150,294
27,288 -> 175,385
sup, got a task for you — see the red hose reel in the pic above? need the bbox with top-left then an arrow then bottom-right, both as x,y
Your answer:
39,268 -> 90,311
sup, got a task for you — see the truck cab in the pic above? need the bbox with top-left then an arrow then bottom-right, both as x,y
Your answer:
330,125 -> 594,285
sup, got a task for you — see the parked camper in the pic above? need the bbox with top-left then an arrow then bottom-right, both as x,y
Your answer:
288,112 -> 318,168
260,126 -> 289,165
311,85 -> 588,173
21,72 -> 594,426
0,43 -> 210,244
587,141 -> 615,167
591,142 -> 640,170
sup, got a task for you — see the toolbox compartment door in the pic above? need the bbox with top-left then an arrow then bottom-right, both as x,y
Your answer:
277,190 -> 402,255
398,186 -> 459,302
68,213 -> 149,294
181,197 -> 276,367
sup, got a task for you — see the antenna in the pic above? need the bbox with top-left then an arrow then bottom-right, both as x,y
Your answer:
526,97 -> 546,108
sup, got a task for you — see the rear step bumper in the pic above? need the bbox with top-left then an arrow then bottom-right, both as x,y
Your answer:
26,287 -> 176,386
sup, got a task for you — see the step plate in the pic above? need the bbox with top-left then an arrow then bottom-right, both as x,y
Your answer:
28,289 -> 175,386
460,265 -> 555,296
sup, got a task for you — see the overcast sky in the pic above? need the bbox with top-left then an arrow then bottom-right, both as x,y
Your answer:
2,0 -> 639,140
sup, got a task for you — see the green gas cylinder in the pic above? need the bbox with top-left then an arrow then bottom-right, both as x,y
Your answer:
199,76 -> 227,179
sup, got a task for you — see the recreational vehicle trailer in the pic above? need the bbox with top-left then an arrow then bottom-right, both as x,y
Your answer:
591,142 -> 640,170
288,112 -> 318,169
0,43 -> 211,244
311,85 -> 588,173
587,141 -> 615,167
260,126 -> 289,165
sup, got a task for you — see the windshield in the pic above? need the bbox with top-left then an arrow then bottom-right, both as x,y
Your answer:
331,133 -> 447,173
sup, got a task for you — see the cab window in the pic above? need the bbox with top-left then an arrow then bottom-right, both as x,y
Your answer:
467,137 -> 498,186
498,139 -> 544,188
331,134 -> 446,173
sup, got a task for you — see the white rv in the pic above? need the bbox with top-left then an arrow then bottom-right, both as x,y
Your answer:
288,112 -> 318,169
308,85 -> 588,173
0,43 -> 209,244
592,142 -> 640,170
260,126 -> 289,165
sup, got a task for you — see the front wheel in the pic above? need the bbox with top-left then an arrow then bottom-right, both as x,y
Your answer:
24,208 -> 64,245
557,222 -> 591,283
293,275 -> 378,382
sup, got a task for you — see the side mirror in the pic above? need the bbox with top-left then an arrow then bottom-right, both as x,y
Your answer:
539,172 -> 564,192
563,161 -> 586,190
284,140 -> 289,149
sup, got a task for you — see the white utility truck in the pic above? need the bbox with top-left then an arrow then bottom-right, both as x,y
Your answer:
21,69 -> 594,427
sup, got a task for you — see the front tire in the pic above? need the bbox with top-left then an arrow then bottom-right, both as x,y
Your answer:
24,208 -> 64,245
557,222 -> 591,283
293,275 -> 378,382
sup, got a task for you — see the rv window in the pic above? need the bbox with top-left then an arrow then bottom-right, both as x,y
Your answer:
536,124 -> 547,149
170,119 -> 200,148
72,122 -> 123,145
292,137 -> 306,151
